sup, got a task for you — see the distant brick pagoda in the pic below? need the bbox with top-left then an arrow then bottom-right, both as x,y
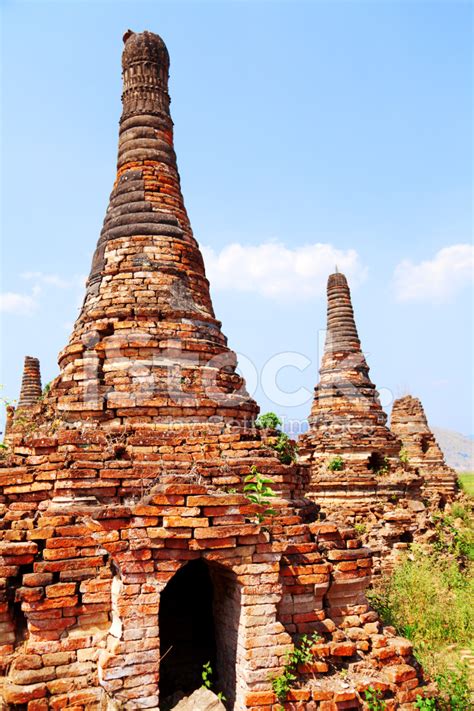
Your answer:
298,272 -> 459,575
299,272 -> 422,512
1,30 -> 436,710
302,272 -> 401,463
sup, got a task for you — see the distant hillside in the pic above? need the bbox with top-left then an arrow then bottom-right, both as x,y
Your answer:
432,427 -> 474,472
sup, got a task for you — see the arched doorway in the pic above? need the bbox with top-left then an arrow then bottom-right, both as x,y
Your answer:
159,559 -> 239,709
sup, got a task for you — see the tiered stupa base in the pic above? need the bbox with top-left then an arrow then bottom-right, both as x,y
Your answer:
0,419 -> 435,709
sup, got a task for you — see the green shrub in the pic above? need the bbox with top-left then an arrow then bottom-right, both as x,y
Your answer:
328,456 -> 344,471
368,545 -> 473,704
256,412 -> 297,463
273,431 -> 297,464
256,412 -> 282,430
436,665 -> 471,710
201,661 -> 226,702
369,548 -> 473,650
432,508 -> 474,562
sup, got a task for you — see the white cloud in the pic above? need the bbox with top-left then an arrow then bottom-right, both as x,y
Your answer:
0,291 -> 38,315
202,241 -> 367,301
0,272 -> 86,317
393,244 -> 474,303
21,272 -> 85,289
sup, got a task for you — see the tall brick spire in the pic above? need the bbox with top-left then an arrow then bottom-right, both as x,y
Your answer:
51,31 -> 258,424
303,272 -> 400,459
17,356 -> 42,409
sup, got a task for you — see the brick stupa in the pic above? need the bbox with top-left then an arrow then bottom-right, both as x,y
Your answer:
0,31 -> 433,711
17,357 -> 42,411
299,272 -> 426,559
303,272 -> 400,462
391,395 -> 458,498
51,30 -> 257,426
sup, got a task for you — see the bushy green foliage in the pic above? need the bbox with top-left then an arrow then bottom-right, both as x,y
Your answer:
368,544 -> 473,707
244,465 -> 276,523
271,632 -> 321,702
432,505 -> 474,562
273,431 -> 297,464
327,455 -> 344,471
414,697 -> 436,710
256,412 -> 297,463
256,412 -> 282,430
271,669 -> 295,704
436,665 -> 471,711
369,547 -> 473,648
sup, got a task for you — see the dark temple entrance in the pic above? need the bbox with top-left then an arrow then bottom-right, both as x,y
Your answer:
159,559 -> 217,706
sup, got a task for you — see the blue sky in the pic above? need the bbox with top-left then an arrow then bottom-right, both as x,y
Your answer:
1,0 -> 472,435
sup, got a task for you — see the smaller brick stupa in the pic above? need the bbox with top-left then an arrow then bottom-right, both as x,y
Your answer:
301,272 -> 418,502
391,395 -> 458,498
4,357 -> 43,440
16,357 -> 42,410
303,271 -> 400,462
300,272 -> 424,557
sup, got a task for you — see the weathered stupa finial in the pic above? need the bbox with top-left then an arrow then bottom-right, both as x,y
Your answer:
50,31 -> 258,425
17,356 -> 42,409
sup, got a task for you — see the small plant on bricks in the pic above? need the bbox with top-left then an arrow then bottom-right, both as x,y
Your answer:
271,632 -> 321,703
328,455 -> 344,471
201,661 -> 226,702
244,465 -> 277,523
363,686 -> 386,711
256,411 -> 298,463
414,698 -> 436,711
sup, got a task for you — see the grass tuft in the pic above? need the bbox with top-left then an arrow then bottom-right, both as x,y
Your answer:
458,471 -> 474,497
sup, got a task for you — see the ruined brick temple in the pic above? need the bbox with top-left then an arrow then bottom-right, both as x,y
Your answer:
0,30 -> 456,710
299,272 -> 457,572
